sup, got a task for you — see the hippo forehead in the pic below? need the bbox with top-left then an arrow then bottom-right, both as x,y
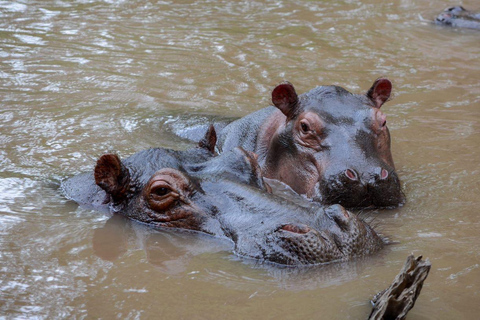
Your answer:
299,85 -> 373,125
122,147 -> 261,189
123,148 -> 200,184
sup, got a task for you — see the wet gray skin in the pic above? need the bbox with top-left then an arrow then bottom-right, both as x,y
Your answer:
62,132 -> 384,266
435,6 -> 480,30
217,78 -> 404,209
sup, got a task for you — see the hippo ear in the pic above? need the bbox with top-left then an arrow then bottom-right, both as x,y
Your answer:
198,124 -> 217,153
94,154 -> 130,204
272,82 -> 299,118
366,78 -> 392,108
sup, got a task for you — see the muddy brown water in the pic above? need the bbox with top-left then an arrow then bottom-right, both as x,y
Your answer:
1,0 -> 479,319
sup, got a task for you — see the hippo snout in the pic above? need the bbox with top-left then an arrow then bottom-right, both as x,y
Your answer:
343,167 -> 390,183
324,204 -> 352,230
271,223 -> 343,265
344,169 -> 358,181
320,167 -> 403,208
265,208 -> 384,266
323,204 -> 385,257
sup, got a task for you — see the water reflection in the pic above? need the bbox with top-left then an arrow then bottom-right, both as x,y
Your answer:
92,215 -> 129,262
91,213 -> 390,292
92,215 -> 233,275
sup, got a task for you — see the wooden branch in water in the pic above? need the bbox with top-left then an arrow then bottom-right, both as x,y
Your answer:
368,254 -> 431,320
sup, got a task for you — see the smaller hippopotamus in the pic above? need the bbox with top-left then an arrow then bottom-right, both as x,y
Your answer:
217,79 -> 403,209
435,6 -> 480,30
62,128 -> 384,266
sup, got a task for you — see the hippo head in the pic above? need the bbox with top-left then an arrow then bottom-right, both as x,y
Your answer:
435,6 -> 480,29
435,6 -> 465,26
263,79 -> 404,208
90,127 -> 268,234
94,153 -> 209,231
92,128 -> 219,232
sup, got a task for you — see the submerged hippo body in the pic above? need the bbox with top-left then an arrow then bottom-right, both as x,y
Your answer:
217,79 -> 403,209
62,130 -> 384,266
435,6 -> 480,30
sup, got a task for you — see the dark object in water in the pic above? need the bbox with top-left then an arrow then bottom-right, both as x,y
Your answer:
369,254 -> 431,320
435,6 -> 480,30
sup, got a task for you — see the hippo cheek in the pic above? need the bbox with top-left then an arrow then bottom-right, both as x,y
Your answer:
144,201 -> 209,232
287,153 -> 322,198
272,159 -> 320,197
266,224 -> 344,265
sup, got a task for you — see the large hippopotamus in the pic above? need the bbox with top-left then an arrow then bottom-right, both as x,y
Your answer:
217,78 -> 403,208
435,6 -> 480,30
62,128 -> 384,266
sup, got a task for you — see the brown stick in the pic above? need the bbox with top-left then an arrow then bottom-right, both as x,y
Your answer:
368,254 -> 431,320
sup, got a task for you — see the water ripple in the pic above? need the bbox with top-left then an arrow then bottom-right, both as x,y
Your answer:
0,0 -> 479,318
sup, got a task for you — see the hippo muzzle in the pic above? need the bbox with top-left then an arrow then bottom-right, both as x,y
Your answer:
317,166 -> 404,209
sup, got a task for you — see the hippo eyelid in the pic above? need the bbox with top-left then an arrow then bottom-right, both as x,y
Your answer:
300,121 -> 310,133
151,186 -> 173,197
146,185 -> 180,212
149,180 -> 174,193
149,189 -> 179,203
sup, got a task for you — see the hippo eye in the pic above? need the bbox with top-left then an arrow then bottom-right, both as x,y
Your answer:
300,121 -> 310,133
381,120 -> 387,127
145,169 -> 189,212
148,184 -> 177,211
152,186 -> 171,197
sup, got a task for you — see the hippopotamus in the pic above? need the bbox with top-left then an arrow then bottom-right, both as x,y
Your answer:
62,128 -> 384,265
216,78 -> 403,209
435,6 -> 480,30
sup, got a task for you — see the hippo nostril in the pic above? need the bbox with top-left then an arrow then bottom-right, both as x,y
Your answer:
345,169 -> 358,181
325,204 -> 351,230
380,168 -> 389,180
280,224 -> 311,234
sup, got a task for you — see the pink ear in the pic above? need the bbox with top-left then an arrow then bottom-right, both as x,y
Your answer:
367,78 -> 392,108
272,82 -> 299,118
94,154 -> 130,203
